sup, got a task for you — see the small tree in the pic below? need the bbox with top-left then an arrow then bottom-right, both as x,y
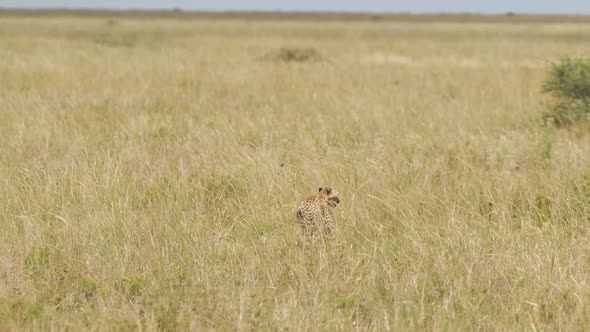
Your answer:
543,57 -> 590,127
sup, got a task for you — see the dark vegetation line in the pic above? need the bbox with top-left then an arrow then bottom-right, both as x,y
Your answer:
1,9 -> 590,23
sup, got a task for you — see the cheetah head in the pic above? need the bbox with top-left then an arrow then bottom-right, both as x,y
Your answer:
319,187 -> 340,208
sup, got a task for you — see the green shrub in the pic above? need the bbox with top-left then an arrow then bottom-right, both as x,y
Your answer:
116,275 -> 148,299
543,57 -> 590,127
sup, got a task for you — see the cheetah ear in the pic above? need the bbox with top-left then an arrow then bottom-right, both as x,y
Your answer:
318,187 -> 323,192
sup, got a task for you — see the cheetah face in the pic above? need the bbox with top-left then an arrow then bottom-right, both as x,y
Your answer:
319,187 -> 340,208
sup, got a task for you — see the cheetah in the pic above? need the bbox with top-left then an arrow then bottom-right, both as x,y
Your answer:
296,187 -> 340,233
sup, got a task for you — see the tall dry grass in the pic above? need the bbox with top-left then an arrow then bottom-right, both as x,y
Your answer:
2,13 -> 590,330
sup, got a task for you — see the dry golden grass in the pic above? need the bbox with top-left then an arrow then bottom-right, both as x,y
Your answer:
2,12 -> 590,331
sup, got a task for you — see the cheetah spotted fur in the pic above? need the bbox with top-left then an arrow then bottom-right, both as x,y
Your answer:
296,187 -> 340,233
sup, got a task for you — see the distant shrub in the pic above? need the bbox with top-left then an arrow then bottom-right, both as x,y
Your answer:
543,57 -> 590,127
261,47 -> 322,63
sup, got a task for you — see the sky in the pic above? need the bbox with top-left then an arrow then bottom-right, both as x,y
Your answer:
1,0 -> 590,15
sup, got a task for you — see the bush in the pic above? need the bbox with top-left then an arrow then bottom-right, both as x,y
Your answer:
261,47 -> 322,63
543,57 -> 590,127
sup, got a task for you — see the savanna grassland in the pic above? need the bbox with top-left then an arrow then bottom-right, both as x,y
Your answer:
2,11 -> 590,331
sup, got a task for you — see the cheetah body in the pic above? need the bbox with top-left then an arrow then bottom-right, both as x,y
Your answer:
296,187 -> 340,232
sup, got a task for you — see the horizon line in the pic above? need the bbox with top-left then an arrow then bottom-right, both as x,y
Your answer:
0,8 -> 589,16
